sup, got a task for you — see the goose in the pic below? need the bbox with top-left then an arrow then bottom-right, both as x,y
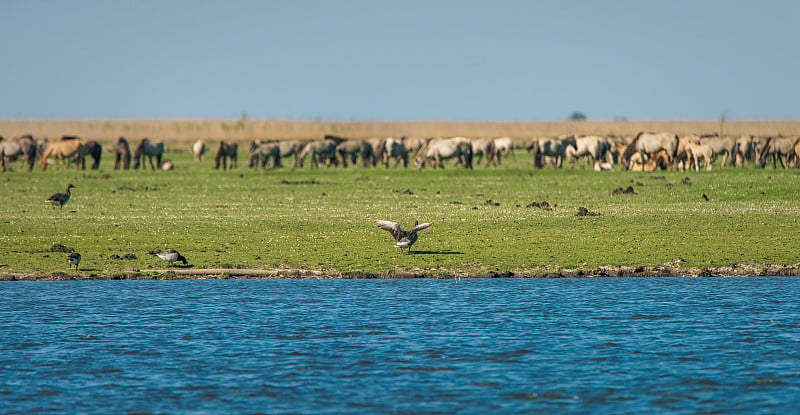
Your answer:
46,184 -> 75,209
68,252 -> 81,270
374,220 -> 432,254
151,249 -> 188,266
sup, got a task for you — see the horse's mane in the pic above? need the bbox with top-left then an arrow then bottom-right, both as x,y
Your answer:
621,133 -> 643,164
759,136 -> 775,159
324,134 -> 348,145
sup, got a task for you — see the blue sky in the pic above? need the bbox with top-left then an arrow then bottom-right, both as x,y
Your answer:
1,1 -> 797,121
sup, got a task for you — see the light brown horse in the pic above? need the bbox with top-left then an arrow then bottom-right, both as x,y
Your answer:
40,136 -> 85,171
193,140 -> 206,162
413,137 -> 473,169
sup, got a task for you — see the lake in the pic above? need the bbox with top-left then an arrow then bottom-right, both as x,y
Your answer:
2,277 -> 799,414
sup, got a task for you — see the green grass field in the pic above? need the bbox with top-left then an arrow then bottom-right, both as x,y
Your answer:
2,151 -> 799,279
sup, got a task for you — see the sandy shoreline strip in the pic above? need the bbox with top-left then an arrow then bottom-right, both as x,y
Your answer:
2,264 -> 800,281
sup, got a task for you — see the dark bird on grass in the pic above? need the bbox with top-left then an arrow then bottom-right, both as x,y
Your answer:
46,184 -> 75,209
150,249 -> 188,266
374,220 -> 432,254
68,252 -> 81,270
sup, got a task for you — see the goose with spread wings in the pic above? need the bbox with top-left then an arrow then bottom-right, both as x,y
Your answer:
374,220 -> 432,254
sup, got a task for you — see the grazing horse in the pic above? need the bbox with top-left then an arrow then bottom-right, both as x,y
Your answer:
564,135 -> 610,169
378,137 -> 409,168
684,141 -> 714,171
402,137 -> 429,156
759,136 -> 798,169
621,132 -> 678,170
492,136 -> 515,164
40,136 -> 86,171
528,136 -> 574,168
133,138 -> 164,170
629,149 -> 670,172
112,136 -> 131,170
276,140 -> 306,167
364,138 -> 386,167
0,134 -> 38,172
471,137 -> 497,167
699,134 -> 737,168
214,141 -> 238,170
733,135 -> 756,167
336,139 -> 376,168
296,138 -> 338,168
83,140 -> 102,170
192,140 -> 206,162
675,135 -> 700,170
248,140 -> 282,169
413,137 -> 473,169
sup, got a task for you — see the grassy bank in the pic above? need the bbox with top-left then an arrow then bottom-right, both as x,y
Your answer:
2,149 -> 799,280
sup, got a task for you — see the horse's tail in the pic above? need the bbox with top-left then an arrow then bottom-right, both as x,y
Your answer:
670,134 -> 680,161
25,141 -> 37,171
133,141 -> 144,170
758,136 -> 773,168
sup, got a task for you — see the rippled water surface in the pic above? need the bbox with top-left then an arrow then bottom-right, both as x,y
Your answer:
2,278 -> 800,414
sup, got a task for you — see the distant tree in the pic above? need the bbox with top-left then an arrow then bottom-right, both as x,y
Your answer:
568,111 -> 587,121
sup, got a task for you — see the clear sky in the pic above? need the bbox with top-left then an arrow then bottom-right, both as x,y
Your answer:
1,1 -> 798,121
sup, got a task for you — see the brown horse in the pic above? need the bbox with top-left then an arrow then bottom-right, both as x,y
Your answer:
214,141 -> 238,170
112,136 -> 132,170
40,136 -> 85,171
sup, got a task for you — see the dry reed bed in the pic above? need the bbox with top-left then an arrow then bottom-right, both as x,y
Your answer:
1,119 -> 799,146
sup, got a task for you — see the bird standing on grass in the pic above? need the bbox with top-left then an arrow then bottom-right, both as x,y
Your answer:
150,249 -> 188,266
46,184 -> 75,209
374,220 -> 432,254
68,252 -> 81,270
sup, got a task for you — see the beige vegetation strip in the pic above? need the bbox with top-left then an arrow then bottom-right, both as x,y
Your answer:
2,119 -> 800,144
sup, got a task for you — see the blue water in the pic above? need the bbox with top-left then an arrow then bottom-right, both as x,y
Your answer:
2,278 -> 800,414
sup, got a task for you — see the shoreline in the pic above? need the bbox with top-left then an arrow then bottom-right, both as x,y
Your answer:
3,264 -> 800,281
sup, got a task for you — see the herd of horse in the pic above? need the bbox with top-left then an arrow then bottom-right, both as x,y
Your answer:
0,132 -> 797,173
